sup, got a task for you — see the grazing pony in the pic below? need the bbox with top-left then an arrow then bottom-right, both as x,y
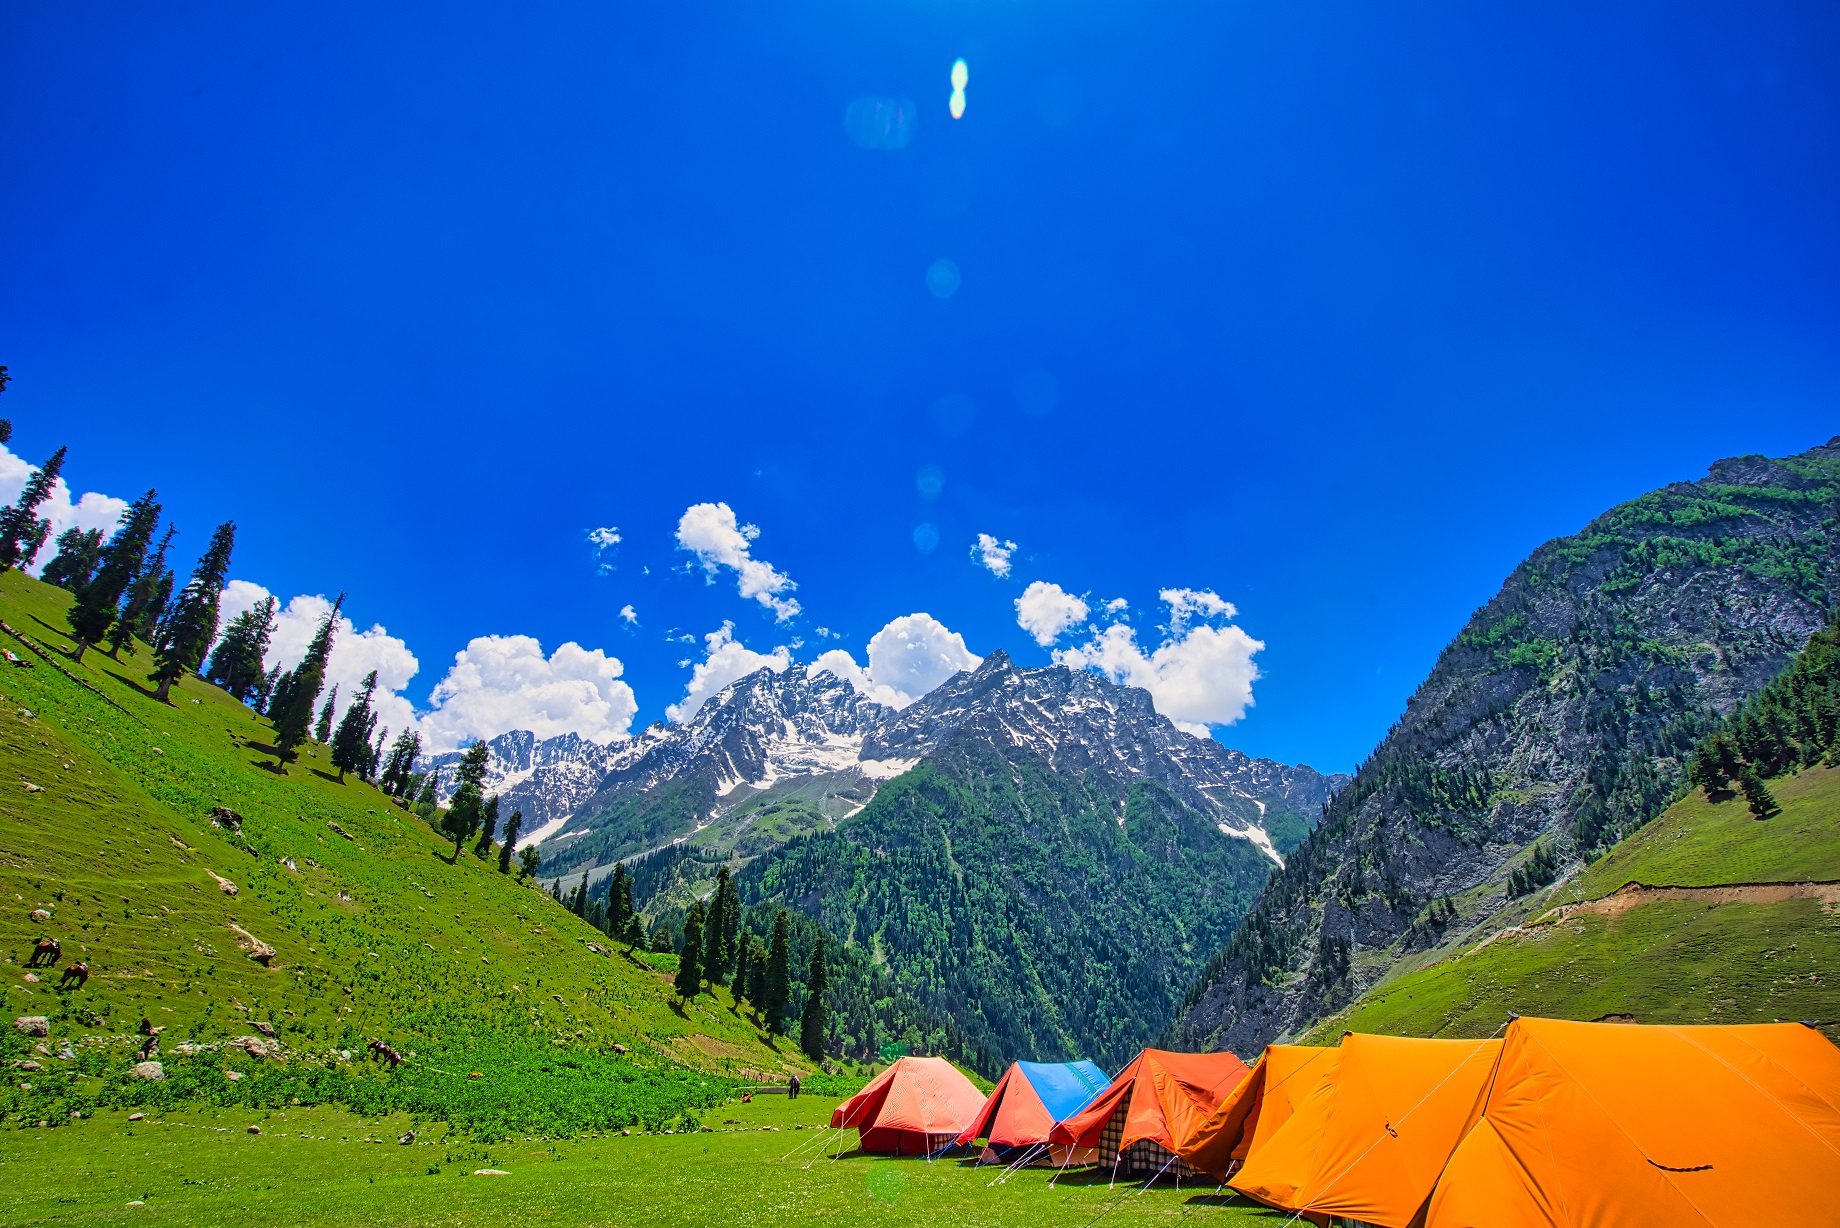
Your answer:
58,961 -> 88,988
27,937 -> 60,968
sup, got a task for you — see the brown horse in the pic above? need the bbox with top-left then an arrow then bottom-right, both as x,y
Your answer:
58,961 -> 88,988
368,1040 -> 405,1067
26,937 -> 60,968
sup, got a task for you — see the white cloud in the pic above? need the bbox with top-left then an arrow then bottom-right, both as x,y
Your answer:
422,635 -> 638,751
1163,587 -> 1236,633
0,444 -> 131,575
619,604 -> 638,625
1103,597 -> 1129,615
1015,580 -> 1089,647
216,582 -> 424,741
972,533 -> 1017,578
1054,590 -> 1263,736
666,622 -> 791,722
808,612 -> 980,709
675,502 -> 801,622
588,526 -> 622,574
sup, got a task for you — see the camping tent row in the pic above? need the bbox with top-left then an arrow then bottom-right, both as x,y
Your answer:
831,1019 -> 1840,1226
1191,1018 -> 1840,1228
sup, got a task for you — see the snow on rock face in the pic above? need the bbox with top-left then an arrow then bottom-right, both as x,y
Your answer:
463,651 -> 1347,869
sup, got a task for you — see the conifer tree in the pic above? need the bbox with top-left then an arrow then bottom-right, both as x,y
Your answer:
110,523 -> 176,657
315,684 -> 340,745
719,873 -> 742,975
67,490 -> 160,663
149,521 -> 235,703
415,770 -> 439,819
255,664 -> 280,714
498,809 -> 523,874
621,876 -> 642,948
366,725 -> 387,780
330,670 -> 379,781
732,931 -> 754,1002
474,795 -> 500,858
269,594 -> 342,767
519,844 -> 541,879
651,926 -> 675,954
606,863 -> 630,936
799,936 -> 828,1062
1737,767 -> 1778,818
40,527 -> 104,590
0,445 -> 67,573
441,739 -> 490,859
703,867 -> 731,985
675,904 -> 705,999
764,909 -> 792,1033
748,945 -> 769,1011
378,728 -> 422,796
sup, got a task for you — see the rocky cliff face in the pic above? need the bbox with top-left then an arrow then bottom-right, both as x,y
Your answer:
1167,439 -> 1840,1057
420,729 -> 631,838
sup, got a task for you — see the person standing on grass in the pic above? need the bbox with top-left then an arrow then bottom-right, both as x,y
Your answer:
788,1073 -> 800,1100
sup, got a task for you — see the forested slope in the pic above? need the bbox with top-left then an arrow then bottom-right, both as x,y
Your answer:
1171,439 -> 1840,1055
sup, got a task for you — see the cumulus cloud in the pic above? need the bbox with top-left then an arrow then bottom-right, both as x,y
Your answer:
666,622 -> 791,723
0,444 -> 131,575
972,533 -> 1017,578
619,604 -> 638,624
1103,597 -> 1129,615
1054,589 -> 1263,736
1015,580 -> 1089,647
421,634 -> 639,750
675,502 -> 800,622
808,612 -> 980,709
588,526 -> 622,574
215,582 -> 423,742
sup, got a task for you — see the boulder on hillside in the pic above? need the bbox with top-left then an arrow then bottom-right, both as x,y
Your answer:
208,870 -> 239,896
252,1021 -> 275,1037
13,1016 -> 49,1037
131,1061 -> 164,1081
227,923 -> 276,964
29,908 -> 49,921
235,1035 -> 280,1059
211,807 -> 245,832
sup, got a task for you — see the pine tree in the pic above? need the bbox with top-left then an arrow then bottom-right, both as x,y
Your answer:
269,595 -> 342,767
0,445 -> 67,573
703,867 -> 731,985
442,740 -> 491,860
366,725 -> 387,780
315,684 -> 340,745
719,872 -> 742,976
799,936 -> 828,1062
1737,767 -> 1778,819
748,945 -> 769,1011
255,664 -> 280,715
207,596 -> 274,699
498,809 -> 523,874
110,523 -> 176,657
732,931 -> 753,1002
651,926 -> 675,954
474,795 -> 500,858
415,770 -> 439,819
675,905 -> 705,999
67,490 -> 160,663
764,909 -> 792,1033
330,670 -> 379,781
606,863 -> 630,937
518,845 -> 541,879
149,521 -> 235,703
378,728 -> 422,796
40,527 -> 104,591
621,875 -> 642,948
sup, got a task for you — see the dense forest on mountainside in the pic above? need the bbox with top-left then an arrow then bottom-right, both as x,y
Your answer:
1171,439 -> 1840,1056
740,742 -> 1275,1071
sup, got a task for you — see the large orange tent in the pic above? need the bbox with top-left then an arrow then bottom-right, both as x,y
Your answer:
1229,1034 -> 1500,1227
829,1056 -> 987,1155
1224,1046 -> 1343,1212
1173,1044 -> 1335,1180
1048,1048 -> 1251,1178
1427,1018 -> 1840,1227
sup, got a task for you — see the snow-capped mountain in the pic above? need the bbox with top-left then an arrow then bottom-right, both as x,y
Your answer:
419,729 -> 639,843
526,653 -> 1347,880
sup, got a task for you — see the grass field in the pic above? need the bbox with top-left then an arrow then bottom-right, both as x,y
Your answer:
0,571 -> 820,1136
1304,760 -> 1840,1043
0,1092 -> 1279,1228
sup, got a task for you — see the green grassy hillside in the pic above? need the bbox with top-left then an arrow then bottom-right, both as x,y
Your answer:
0,572 -> 816,1137
1301,762 -> 1840,1046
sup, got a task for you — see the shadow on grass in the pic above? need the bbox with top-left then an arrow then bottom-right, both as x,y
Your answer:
309,768 -> 343,785
26,614 -> 77,647
102,669 -> 164,703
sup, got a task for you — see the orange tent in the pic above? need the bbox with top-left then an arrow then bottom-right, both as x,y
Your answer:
1225,1047 -> 1343,1212
1173,1044 -> 1335,1180
1427,1018 -> 1840,1227
1048,1048 -> 1251,1177
829,1056 -> 986,1155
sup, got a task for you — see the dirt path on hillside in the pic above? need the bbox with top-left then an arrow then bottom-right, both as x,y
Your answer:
1543,880 -> 1840,922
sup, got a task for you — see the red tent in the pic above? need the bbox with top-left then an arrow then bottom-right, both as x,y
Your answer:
1050,1049 -> 1252,1177
830,1056 -> 987,1155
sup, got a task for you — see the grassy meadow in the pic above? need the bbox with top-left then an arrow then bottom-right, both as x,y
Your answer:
0,1091 -> 1280,1228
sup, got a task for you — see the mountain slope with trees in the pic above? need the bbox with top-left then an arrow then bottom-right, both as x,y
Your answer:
1169,438 -> 1840,1056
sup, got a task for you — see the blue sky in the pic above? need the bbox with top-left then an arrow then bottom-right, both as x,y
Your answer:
4,2 -> 1838,771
